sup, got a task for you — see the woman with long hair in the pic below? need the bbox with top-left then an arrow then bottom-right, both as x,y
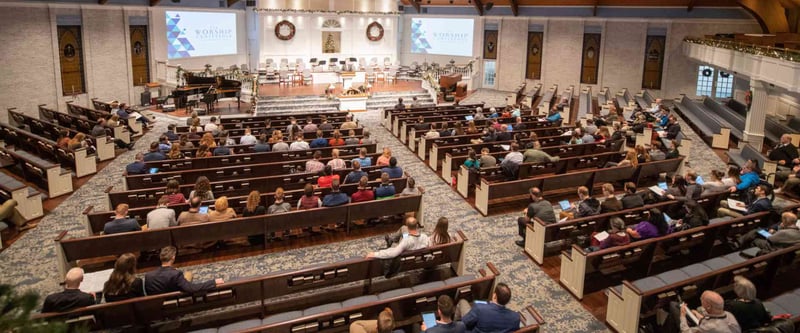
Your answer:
195,144 -> 212,158
102,253 -> 144,302
376,147 -> 392,167
242,190 -> 265,217
189,176 -> 214,201
429,217 -> 452,246
167,143 -> 184,159
164,179 -> 186,205
635,145 -> 651,163
667,175 -> 688,198
466,121 -> 479,134
68,133 -> 88,150
702,170 -> 728,194
199,132 -> 216,148
464,149 -> 480,169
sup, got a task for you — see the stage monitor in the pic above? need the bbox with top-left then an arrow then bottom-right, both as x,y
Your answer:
410,18 -> 474,57
166,11 -> 237,59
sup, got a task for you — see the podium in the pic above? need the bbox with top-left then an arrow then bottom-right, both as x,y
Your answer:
341,72 -> 356,89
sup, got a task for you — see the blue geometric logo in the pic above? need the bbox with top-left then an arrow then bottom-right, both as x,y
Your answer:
166,13 -> 195,59
410,20 -> 432,54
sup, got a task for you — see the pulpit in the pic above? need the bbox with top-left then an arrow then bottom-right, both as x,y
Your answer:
341,72 -> 356,90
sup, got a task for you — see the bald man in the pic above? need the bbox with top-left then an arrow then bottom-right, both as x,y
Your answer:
678,290 -> 741,333
42,267 -> 96,313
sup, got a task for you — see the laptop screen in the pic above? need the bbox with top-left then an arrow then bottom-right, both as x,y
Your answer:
199,206 -> 209,214
658,182 -> 668,190
149,168 -> 159,174
559,200 -> 571,210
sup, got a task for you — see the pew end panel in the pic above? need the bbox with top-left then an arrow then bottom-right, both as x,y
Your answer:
6,186 -> 44,221
711,127 -> 732,150
606,281 -> 645,333
56,229 -> 172,276
456,165 -> 469,198
127,119 -> 143,137
525,219 -> 548,265
559,246 -> 589,300
429,143 -> 439,170
71,148 -> 97,178
112,126 -> 131,144
95,137 -> 115,161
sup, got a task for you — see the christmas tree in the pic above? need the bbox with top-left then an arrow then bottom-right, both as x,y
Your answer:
324,34 -> 336,53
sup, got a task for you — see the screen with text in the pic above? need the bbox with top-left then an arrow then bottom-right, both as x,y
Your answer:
410,18 -> 474,57
166,11 -> 237,59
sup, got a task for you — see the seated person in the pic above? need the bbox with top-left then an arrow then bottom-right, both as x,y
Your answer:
374,173 -> 397,199
515,187 -> 557,247
621,182 -> 644,209
104,204 -> 141,234
457,283 -> 520,333
560,186 -> 600,219
600,183 -> 623,213
669,291 -> 740,333
626,208 -> 670,240
144,246 -> 223,295
344,160 -> 368,184
41,268 -> 96,313
351,176 -> 375,203
479,148 -> 497,168
208,196 -> 237,222
523,144 -> 559,164
737,211 -> 800,252
322,179 -> 350,207
367,217 -> 428,259
352,147 -> 372,168
102,253 -> 145,302
381,157 -> 403,179
317,165 -> 340,188
718,184 -> 772,218
463,149 -> 480,169
672,200 -> 709,231
125,153 -> 148,175
178,196 -> 210,225
420,295 -> 465,333
349,307 -> 399,333
305,151 -> 325,175
724,276 -> 771,331
143,142 -> 166,162
590,217 -> 630,250
147,196 -> 177,230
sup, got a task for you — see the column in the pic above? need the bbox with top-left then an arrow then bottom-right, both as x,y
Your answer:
743,78 -> 767,151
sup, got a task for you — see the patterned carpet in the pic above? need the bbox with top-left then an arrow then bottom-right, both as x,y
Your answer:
2,90 -> 749,332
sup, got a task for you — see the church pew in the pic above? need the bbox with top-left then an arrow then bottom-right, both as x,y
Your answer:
703,97 -> 745,137
153,142 -> 375,171
178,116 -> 357,135
536,84 -> 558,115
597,87 -> 611,113
37,239 -> 473,331
559,208 -> 783,299
183,262 -> 496,333
109,165 -> 393,210
577,87 -> 593,120
382,103 -> 483,129
388,106 -> 484,138
0,123 -> 96,178
396,112 -> 541,146
0,170 -> 44,222
415,123 -> 568,161
426,126 -> 577,170
606,243 -> 800,333
43,104 -> 132,144
0,147 -> 73,198
524,192 -> 726,265
218,111 -> 350,125
68,102 -> 142,136
126,152 -> 382,190
9,109 -> 115,161
673,95 -> 731,149
176,126 -> 364,141
57,194 -> 423,276
180,133 -> 365,151
474,157 -> 684,216
92,177 -> 408,235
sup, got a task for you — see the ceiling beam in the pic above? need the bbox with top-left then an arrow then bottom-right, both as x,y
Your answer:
738,0 -> 790,33
227,0 -> 240,7
149,0 -> 160,6
406,0 -> 420,13
473,0 -> 484,16
687,0 -> 696,11
98,0 -> 108,4
510,0 -> 519,16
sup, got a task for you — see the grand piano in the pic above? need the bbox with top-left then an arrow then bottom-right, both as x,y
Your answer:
171,72 -> 242,111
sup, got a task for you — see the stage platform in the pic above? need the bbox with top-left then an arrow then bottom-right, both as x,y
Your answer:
258,80 -> 423,97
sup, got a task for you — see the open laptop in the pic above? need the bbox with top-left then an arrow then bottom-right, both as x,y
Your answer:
149,167 -> 159,174
558,200 -> 571,211
465,115 -> 474,121
199,206 -> 209,214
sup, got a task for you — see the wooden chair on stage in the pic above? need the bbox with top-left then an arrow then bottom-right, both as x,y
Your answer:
278,70 -> 290,86
383,57 -> 391,70
358,57 -> 367,70
302,69 -> 313,86
366,67 -> 376,84
316,60 -> 326,72
387,67 -> 398,84
293,70 -> 304,85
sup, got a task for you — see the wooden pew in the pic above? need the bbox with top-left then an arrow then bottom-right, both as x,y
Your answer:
45,104 -> 131,144
68,102 -> 142,137
0,170 -> 44,222
537,84 -> 558,115
577,87 -> 593,120
146,143 -> 376,172
36,235 -> 467,329
382,103 -> 483,130
125,152 -> 383,190
416,123 -> 567,161
177,126 -> 364,141
0,123 -> 96,178
218,112 -> 350,125
57,195 -> 423,276
474,157 -> 684,216
387,106 -> 483,138
0,147 -> 73,198
9,109 -> 115,161
559,208 -> 780,299
523,192 -> 726,265
606,243 -> 800,333
673,95 -> 732,149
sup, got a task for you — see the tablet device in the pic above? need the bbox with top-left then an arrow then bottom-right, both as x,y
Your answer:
695,176 -> 704,185
474,300 -> 488,304
663,213 -> 674,225
149,168 -> 159,174
559,200 -> 571,210
658,182 -> 668,190
507,125 -> 513,131
402,232 -> 409,239
757,229 -> 772,239
465,115 -> 474,121
199,206 -> 209,214
422,312 -> 437,329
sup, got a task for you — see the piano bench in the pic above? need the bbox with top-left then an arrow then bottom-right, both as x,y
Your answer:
162,104 -> 176,112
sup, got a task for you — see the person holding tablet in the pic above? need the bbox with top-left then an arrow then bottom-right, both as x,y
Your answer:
421,295 -> 465,333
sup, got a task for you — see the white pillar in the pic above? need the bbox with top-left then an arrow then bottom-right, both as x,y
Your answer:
743,79 -> 767,151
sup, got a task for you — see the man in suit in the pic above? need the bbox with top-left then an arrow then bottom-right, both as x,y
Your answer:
125,152 -> 148,175
42,267 -> 96,313
458,283 -> 520,333
770,134 -> 800,181
144,246 -> 223,295
718,184 -> 772,218
104,204 -> 141,234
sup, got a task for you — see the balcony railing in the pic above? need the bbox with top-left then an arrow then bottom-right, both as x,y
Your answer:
684,37 -> 800,62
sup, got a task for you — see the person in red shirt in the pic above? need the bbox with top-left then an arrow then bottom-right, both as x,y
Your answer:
317,165 -> 340,188
351,176 -> 375,203
164,179 -> 186,205
329,130 -> 345,146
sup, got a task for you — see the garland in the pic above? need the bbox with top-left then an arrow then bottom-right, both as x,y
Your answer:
254,8 -> 400,15
684,37 -> 800,63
